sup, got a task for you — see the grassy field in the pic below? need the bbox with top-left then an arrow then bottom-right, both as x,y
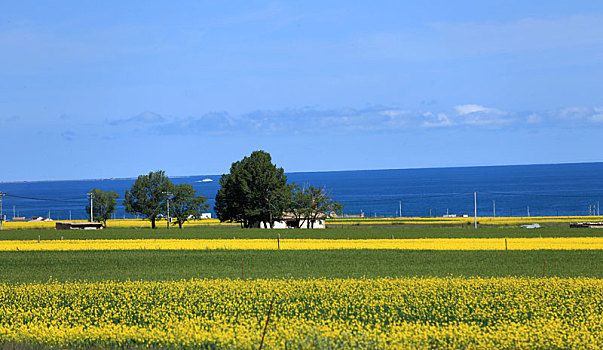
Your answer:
0,249 -> 600,283
1,226 -> 601,282
2,225 -> 603,240
0,224 -> 601,349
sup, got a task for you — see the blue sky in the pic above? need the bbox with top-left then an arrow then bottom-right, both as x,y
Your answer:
1,1 -> 603,181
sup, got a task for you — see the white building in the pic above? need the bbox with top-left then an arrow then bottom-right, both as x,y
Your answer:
254,213 -> 326,229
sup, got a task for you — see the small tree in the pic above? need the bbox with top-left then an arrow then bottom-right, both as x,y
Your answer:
169,183 -> 210,229
289,184 -> 310,228
124,170 -> 172,229
293,186 -> 344,228
85,188 -> 119,227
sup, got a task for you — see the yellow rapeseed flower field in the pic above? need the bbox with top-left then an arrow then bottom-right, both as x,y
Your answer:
328,215 -> 603,225
4,215 -> 601,229
2,218 -> 239,229
0,237 -> 602,251
0,278 -> 600,349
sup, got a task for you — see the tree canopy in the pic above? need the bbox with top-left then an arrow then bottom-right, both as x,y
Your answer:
215,151 -> 291,228
86,188 -> 119,227
168,183 -> 210,229
123,170 -> 172,229
290,186 -> 344,228
215,151 -> 343,228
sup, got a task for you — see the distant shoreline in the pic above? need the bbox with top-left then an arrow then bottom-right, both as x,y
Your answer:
0,177 -> 136,184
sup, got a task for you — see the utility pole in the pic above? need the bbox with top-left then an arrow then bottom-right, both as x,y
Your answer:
87,193 -> 95,222
527,206 -> 530,217
493,200 -> 496,218
474,192 -> 477,229
598,201 -> 600,216
163,191 -> 173,229
399,201 -> 402,218
0,192 -> 5,230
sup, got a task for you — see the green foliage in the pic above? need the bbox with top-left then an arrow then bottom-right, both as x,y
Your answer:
85,189 -> 119,227
123,171 -> 172,229
5,226 -> 603,240
168,184 -> 210,229
290,186 -> 344,228
215,151 -> 290,228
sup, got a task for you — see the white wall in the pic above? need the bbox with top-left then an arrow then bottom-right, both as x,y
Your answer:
259,219 -> 325,229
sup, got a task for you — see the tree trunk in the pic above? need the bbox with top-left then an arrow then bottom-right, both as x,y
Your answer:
178,221 -> 183,229
151,217 -> 156,229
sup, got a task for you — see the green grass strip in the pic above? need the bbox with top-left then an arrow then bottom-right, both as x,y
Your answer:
0,249 -> 600,283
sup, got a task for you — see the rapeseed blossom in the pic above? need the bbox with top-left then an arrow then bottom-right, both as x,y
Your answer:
0,237 -> 601,251
4,215 -> 603,229
0,277 -> 600,349
2,218 -> 237,229
329,215 -> 603,225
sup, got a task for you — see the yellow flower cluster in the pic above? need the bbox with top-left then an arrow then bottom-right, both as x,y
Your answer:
0,278 -> 600,349
1,237 -> 602,251
2,218 -> 238,230
4,215 -> 601,230
327,215 -> 603,226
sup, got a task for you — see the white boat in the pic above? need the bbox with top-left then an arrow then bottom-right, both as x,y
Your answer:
197,178 -> 213,183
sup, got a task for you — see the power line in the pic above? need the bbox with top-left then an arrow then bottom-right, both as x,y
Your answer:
3,193 -> 87,202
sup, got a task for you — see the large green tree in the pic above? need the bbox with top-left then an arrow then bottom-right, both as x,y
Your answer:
168,183 -> 210,229
215,151 -> 291,228
85,188 -> 119,227
123,170 -> 172,229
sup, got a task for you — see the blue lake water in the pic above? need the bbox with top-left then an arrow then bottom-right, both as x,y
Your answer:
1,162 -> 603,220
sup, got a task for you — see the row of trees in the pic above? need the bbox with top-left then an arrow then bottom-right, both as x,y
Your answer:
215,151 -> 343,228
124,171 -> 210,229
87,151 -> 342,229
87,171 -> 208,229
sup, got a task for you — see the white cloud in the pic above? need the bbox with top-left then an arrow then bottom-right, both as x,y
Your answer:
380,109 -> 407,118
135,111 -> 163,123
557,107 -> 590,120
526,114 -> 543,124
550,107 -> 603,124
589,107 -> 603,122
104,105 -> 603,136
463,114 -> 512,127
422,112 -> 452,127
455,104 -> 504,116
109,111 -> 164,125
453,104 -> 511,127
